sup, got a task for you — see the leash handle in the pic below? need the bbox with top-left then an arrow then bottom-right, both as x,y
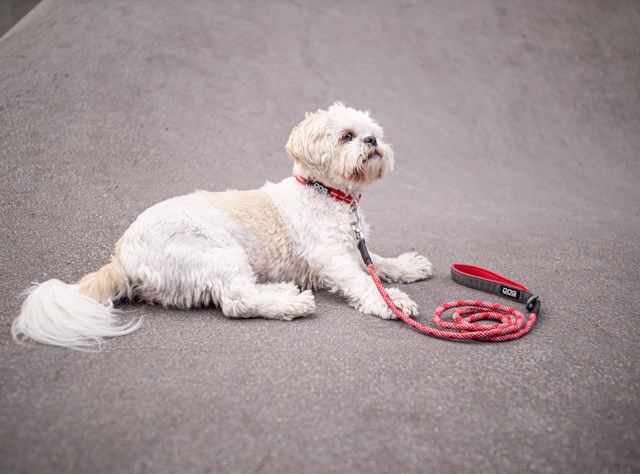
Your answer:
451,264 -> 541,316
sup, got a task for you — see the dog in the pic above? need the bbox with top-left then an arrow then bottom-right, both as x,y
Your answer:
12,102 -> 433,350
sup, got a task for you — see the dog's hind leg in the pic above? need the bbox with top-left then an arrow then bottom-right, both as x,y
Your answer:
128,245 -> 315,320
216,274 -> 315,321
189,249 -> 315,321
218,281 -> 316,320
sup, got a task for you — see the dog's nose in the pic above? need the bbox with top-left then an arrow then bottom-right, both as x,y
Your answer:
363,135 -> 377,147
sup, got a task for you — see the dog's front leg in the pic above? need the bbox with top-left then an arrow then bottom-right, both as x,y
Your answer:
369,252 -> 433,284
315,253 -> 419,320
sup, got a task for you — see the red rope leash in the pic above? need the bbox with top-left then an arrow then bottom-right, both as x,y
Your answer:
366,262 -> 538,341
351,204 -> 539,341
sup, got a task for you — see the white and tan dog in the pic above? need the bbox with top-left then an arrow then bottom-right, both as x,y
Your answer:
12,102 -> 432,350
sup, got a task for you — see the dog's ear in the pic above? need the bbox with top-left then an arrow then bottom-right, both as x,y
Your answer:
285,109 -> 330,169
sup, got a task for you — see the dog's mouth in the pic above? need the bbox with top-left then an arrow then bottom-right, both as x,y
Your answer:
348,149 -> 385,182
365,149 -> 381,161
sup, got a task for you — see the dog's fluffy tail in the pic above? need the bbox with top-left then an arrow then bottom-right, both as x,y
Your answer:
11,260 -> 142,351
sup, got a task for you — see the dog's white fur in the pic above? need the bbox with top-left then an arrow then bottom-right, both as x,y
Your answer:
12,102 -> 432,350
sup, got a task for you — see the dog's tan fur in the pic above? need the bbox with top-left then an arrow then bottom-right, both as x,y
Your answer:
198,190 -> 293,260
77,237 -> 128,303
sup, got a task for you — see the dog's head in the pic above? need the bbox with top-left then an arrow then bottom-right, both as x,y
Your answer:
285,102 -> 394,192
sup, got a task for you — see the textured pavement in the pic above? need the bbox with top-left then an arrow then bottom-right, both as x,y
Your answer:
1,0 -> 639,472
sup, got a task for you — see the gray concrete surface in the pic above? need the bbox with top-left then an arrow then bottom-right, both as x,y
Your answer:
1,0 -> 639,472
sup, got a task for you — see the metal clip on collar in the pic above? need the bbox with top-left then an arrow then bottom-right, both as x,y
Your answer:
350,203 -> 363,241
350,204 -> 372,265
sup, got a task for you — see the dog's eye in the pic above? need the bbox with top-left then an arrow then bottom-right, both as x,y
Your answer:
342,132 -> 354,142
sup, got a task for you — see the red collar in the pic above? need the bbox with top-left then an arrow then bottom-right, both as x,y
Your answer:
295,176 -> 361,206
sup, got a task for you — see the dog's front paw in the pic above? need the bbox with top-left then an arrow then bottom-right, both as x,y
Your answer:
384,287 -> 419,319
393,252 -> 433,283
357,287 -> 418,320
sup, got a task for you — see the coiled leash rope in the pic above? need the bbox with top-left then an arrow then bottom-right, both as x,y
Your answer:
350,204 -> 540,342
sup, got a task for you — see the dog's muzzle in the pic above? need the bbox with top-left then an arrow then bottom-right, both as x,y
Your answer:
365,148 -> 381,161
